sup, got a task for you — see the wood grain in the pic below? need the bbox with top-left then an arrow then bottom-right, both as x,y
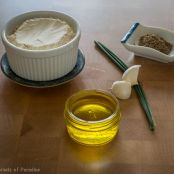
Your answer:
0,0 -> 174,173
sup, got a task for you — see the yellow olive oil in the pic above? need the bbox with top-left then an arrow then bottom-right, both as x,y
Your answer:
64,90 -> 121,146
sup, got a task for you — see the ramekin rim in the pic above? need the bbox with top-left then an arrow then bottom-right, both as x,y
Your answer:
1,10 -> 81,53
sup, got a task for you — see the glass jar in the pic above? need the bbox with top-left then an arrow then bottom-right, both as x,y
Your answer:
64,89 -> 121,146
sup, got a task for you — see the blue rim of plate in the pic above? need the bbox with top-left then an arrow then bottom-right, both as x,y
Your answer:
0,49 -> 85,88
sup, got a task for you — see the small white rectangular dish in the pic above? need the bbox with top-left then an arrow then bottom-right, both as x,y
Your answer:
121,22 -> 174,63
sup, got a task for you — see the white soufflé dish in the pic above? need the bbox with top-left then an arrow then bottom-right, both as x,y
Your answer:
1,11 -> 81,81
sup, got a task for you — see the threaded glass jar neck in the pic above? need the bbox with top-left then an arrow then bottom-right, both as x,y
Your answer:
65,90 -> 120,125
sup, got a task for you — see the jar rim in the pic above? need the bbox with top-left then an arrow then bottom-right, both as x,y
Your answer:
65,89 -> 120,124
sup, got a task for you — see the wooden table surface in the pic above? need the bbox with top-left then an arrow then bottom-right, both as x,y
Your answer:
0,0 -> 174,173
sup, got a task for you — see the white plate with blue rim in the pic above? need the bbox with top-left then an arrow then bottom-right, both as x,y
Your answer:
0,49 -> 85,88
121,22 -> 174,63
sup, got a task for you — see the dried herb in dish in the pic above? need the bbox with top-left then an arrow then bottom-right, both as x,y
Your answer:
138,34 -> 173,55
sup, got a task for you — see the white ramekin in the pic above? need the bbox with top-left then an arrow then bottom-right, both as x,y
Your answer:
1,11 -> 81,81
